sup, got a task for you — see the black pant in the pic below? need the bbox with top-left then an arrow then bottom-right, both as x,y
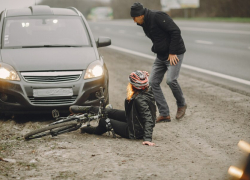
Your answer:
91,107 -> 129,138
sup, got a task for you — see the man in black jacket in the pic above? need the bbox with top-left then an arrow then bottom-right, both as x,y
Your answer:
130,2 -> 187,122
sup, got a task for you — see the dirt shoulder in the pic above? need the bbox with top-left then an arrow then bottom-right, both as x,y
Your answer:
0,48 -> 249,180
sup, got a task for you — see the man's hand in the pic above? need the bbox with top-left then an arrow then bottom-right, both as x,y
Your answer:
142,141 -> 155,146
167,54 -> 179,65
142,71 -> 149,77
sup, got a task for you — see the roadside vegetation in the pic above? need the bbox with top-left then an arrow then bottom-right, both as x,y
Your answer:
173,17 -> 250,23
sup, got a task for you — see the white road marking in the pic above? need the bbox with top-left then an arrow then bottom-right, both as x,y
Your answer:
136,32 -> 145,36
108,45 -> 250,86
109,45 -> 156,59
195,40 -> 214,45
118,30 -> 125,34
179,27 -> 250,35
90,22 -> 250,35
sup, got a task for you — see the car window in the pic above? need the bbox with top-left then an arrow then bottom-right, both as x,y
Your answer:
3,16 -> 90,48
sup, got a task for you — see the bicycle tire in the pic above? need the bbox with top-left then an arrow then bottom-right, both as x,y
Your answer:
24,121 -> 78,140
49,116 -> 80,126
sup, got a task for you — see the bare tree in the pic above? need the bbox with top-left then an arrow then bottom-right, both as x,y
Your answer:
111,0 -> 162,19
38,0 -> 110,17
170,0 -> 250,18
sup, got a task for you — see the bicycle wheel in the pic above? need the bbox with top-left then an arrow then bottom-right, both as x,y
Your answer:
24,121 -> 78,140
49,116 -> 80,126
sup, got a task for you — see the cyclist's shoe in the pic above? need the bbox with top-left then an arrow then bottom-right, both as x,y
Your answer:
156,116 -> 171,123
69,105 -> 92,114
105,104 -> 113,110
80,125 -> 96,134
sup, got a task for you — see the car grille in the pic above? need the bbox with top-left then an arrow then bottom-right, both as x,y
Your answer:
29,96 -> 77,105
21,71 -> 83,83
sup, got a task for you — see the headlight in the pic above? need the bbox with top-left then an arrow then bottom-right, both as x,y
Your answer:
84,60 -> 103,79
0,63 -> 20,81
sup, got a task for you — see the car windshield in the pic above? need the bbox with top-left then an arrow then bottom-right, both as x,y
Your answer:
3,16 -> 90,48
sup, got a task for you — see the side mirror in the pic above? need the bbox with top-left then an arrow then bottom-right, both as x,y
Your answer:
96,37 -> 111,48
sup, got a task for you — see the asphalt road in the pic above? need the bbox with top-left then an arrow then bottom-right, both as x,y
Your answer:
1,47 -> 249,180
88,19 -> 250,94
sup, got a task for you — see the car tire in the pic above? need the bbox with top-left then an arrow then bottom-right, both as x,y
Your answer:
4,113 -> 14,120
105,95 -> 109,106
104,80 -> 109,106
0,113 -> 4,119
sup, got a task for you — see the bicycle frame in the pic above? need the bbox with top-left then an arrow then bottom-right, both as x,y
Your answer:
24,87 -> 115,140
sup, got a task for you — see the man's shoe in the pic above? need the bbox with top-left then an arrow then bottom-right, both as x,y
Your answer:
176,104 -> 187,119
156,116 -> 171,123
80,125 -> 96,134
69,105 -> 92,114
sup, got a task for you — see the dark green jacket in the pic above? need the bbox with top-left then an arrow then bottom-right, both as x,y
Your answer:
124,87 -> 156,142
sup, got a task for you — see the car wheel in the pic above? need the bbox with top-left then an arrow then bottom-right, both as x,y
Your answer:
0,113 -> 4,119
105,95 -> 109,106
104,79 -> 109,106
4,113 -> 14,120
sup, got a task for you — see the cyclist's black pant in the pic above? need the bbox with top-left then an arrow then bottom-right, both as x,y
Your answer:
91,107 -> 129,138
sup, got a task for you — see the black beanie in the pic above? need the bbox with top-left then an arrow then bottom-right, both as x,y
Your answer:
130,2 -> 145,17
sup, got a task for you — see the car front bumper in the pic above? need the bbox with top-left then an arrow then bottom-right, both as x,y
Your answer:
0,75 -> 108,114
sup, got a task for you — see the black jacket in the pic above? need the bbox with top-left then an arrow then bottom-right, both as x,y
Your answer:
138,9 -> 186,60
124,87 -> 156,142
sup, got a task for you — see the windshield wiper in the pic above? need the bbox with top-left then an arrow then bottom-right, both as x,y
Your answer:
44,45 -> 84,47
21,46 -> 45,48
21,45 -> 84,48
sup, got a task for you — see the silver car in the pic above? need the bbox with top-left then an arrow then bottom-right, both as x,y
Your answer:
0,5 -> 110,115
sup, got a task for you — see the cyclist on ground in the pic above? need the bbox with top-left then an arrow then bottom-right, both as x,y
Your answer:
69,70 -> 157,146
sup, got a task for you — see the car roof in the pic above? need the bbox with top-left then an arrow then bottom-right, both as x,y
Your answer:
5,5 -> 80,17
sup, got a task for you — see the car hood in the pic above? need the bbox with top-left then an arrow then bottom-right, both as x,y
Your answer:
0,47 -> 97,71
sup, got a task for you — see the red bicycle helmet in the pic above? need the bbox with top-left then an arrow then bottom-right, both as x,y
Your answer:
129,70 -> 149,89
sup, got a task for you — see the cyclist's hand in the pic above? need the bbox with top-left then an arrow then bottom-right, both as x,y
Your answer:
142,141 -> 155,146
